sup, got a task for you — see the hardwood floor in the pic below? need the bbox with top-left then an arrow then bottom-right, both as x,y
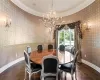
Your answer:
0,61 -> 100,80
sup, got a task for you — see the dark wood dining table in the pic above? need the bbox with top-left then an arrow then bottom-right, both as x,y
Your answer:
30,49 -> 56,64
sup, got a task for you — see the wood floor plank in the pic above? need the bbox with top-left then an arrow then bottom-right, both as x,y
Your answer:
0,61 -> 100,80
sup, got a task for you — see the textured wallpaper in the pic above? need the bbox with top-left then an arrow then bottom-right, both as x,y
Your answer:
63,0 -> 100,67
0,0 -> 50,46
0,0 -> 52,68
0,0 -> 99,68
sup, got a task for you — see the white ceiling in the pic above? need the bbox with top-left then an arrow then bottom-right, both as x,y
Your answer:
19,0 -> 85,13
11,0 -> 95,17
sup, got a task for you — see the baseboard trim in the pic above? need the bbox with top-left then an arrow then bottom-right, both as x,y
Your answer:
1,58 -> 100,74
0,57 -> 24,73
82,59 -> 100,73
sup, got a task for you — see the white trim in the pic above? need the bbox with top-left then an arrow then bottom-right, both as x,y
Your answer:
0,57 -> 24,73
82,59 -> 100,73
11,0 -> 95,17
59,0 -> 95,17
11,0 -> 43,17
1,58 -> 100,74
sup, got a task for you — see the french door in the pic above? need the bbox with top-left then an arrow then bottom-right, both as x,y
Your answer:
57,27 -> 74,63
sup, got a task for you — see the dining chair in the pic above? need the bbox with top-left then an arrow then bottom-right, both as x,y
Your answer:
70,46 -> 76,55
41,55 -> 59,80
59,50 -> 79,80
59,45 -> 65,52
26,46 -> 34,63
27,46 -> 31,55
24,50 -> 41,80
48,44 -> 53,50
37,45 -> 43,52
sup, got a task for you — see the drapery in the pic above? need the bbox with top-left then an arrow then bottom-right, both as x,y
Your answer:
54,21 -> 82,62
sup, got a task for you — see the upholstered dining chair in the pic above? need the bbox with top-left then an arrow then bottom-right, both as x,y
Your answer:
24,50 -> 41,80
59,50 -> 79,80
48,44 -> 53,50
26,46 -> 34,63
59,45 -> 65,52
70,46 -> 76,55
41,55 -> 59,80
27,46 -> 31,55
37,45 -> 43,52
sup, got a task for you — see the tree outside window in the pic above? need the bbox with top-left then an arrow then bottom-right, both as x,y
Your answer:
59,29 -> 74,46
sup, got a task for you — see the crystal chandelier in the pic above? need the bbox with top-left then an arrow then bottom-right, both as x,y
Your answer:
42,0 -> 63,31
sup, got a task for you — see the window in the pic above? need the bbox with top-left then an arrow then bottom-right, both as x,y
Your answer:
58,28 -> 74,50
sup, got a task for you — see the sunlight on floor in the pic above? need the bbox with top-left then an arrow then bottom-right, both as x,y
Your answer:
61,72 -> 76,80
58,51 -> 73,63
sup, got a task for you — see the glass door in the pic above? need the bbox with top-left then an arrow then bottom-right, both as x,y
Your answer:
58,28 -> 74,63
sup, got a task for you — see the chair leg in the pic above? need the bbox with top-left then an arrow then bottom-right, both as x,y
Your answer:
71,74 -> 73,80
65,73 -> 67,80
24,69 -> 26,80
60,71 -> 63,80
65,72 -> 67,80
75,72 -> 77,80
29,73 -> 31,80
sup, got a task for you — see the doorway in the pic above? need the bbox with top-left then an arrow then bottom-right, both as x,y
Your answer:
57,27 -> 74,63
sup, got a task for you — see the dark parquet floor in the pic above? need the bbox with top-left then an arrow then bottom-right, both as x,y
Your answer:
0,61 -> 100,80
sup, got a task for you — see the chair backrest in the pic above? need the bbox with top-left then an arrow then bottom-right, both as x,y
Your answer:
27,46 -> 31,55
70,46 -> 75,55
71,50 -> 80,72
37,45 -> 43,52
48,44 -> 53,50
73,50 -> 80,63
24,50 -> 31,68
59,45 -> 65,52
41,55 -> 59,79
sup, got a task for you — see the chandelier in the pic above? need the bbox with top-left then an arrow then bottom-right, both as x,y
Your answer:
41,0 -> 63,32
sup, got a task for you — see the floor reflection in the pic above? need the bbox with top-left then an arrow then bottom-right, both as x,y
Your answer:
57,50 -> 73,63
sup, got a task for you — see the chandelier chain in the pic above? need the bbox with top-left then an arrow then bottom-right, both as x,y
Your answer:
41,0 -> 64,31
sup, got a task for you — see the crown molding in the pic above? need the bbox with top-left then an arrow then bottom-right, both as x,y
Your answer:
11,0 -> 95,17
58,0 -> 95,17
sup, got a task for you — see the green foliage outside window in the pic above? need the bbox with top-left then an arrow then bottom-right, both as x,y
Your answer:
59,29 -> 74,44
65,30 -> 74,41
59,31 -> 64,43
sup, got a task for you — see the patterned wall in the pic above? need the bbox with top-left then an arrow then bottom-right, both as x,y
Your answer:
0,0 -> 50,46
63,0 -> 100,67
0,0 -> 99,68
0,0 -> 51,68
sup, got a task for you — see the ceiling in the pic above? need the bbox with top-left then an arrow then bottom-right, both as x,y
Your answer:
11,0 -> 95,17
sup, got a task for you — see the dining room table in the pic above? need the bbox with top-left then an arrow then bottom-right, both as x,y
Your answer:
30,49 -> 56,64
30,49 -> 73,64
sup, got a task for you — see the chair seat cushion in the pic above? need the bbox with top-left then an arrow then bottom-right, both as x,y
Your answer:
31,62 -> 42,72
31,67 -> 41,72
44,76 -> 56,80
59,62 -> 73,72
